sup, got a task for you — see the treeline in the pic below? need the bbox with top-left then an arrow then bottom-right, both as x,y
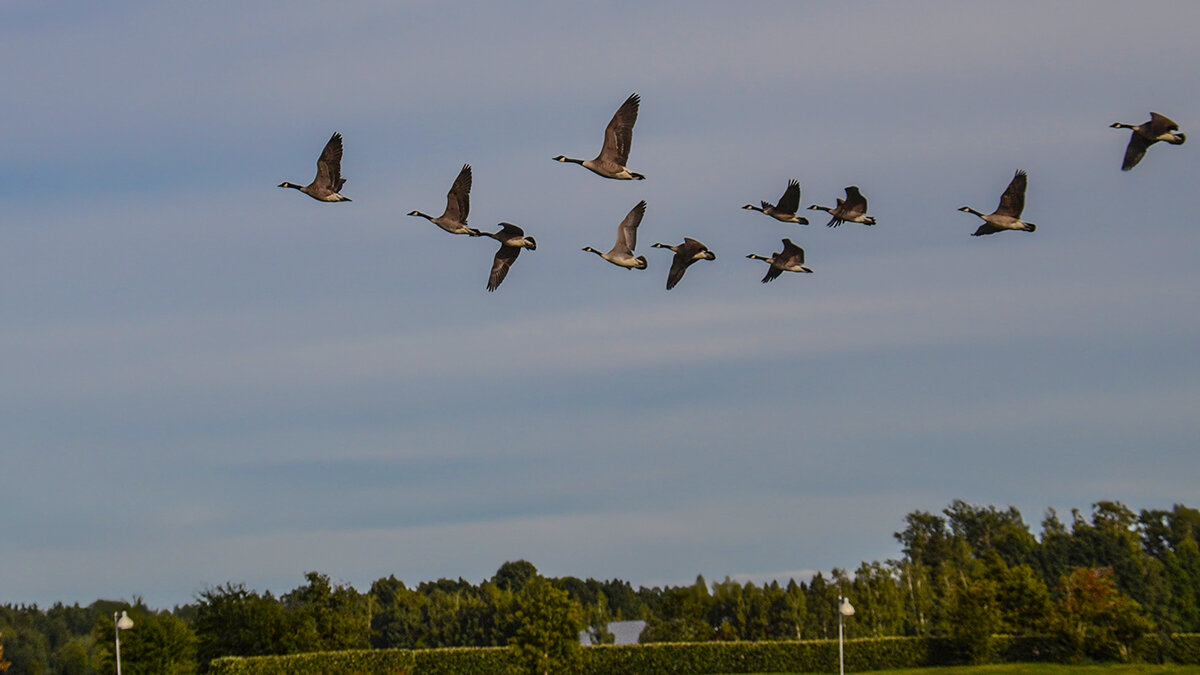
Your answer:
2,500 -> 1198,673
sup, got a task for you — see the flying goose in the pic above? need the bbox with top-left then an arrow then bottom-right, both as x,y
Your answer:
553,93 -> 645,180
650,238 -> 716,290
582,200 -> 648,269
483,223 -> 537,292
1111,112 -> 1186,171
743,179 -> 808,224
808,186 -> 875,227
959,170 -> 1036,236
746,239 -> 812,283
407,164 -> 482,236
278,132 -> 351,202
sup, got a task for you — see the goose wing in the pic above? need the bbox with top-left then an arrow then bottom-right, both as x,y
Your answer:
1148,112 -> 1180,134
780,238 -> 805,266
443,164 -> 472,222
1121,133 -> 1152,171
664,238 -> 705,290
487,243 -> 521,292
995,170 -> 1026,217
598,93 -> 640,167
761,263 -> 785,283
613,200 -> 646,255
315,132 -> 345,191
496,222 -> 525,240
776,180 -> 801,215
843,186 -> 868,216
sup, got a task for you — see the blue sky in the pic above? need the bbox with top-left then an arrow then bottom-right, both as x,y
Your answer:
3,1 -> 1199,608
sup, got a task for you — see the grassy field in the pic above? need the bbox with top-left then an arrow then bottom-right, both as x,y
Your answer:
718,665 -> 1200,675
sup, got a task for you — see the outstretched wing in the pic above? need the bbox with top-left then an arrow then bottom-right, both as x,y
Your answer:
995,170 -> 1026,217
315,132 -> 345,191
444,164 -> 472,222
780,238 -> 805,266
598,93 -> 640,167
776,179 -> 801,215
1148,112 -> 1180,134
1121,135 -> 1152,171
843,186 -> 867,216
487,244 -> 521,292
614,200 -> 646,254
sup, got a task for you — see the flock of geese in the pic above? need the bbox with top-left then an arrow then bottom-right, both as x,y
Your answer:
278,95 -> 1187,291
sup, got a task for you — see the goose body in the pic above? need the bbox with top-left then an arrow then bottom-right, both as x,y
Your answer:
278,132 -> 351,202
483,223 -> 537,291
651,237 -> 716,290
1111,112 -> 1186,171
554,93 -> 645,180
960,169 -> 1037,236
746,238 -> 812,282
407,164 -> 482,236
583,200 -> 649,269
743,179 -> 809,224
808,186 -> 874,227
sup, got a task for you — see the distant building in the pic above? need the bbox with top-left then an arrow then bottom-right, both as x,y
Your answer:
579,620 -> 647,646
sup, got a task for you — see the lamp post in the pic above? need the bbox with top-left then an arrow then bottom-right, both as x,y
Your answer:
838,596 -> 855,675
114,610 -> 134,675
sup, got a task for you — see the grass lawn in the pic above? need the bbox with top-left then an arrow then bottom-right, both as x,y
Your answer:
717,665 -> 1199,675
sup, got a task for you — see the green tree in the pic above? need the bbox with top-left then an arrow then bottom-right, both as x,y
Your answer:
939,575 -> 1000,665
1050,566 -> 1153,663
851,561 -> 904,637
506,576 -> 583,675
0,630 -> 10,673
191,583 -> 300,668
281,572 -> 371,652
639,575 -> 713,643
493,560 -> 539,593
93,608 -> 197,675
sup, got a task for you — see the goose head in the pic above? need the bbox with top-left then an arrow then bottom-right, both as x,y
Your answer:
741,204 -> 762,211
407,210 -> 426,218
278,182 -> 301,189
806,204 -> 828,212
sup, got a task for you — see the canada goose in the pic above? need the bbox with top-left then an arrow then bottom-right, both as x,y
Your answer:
582,200 -> 649,269
650,238 -> 716,290
553,93 -> 645,180
746,238 -> 812,283
742,179 -> 808,224
808,186 -> 875,227
407,164 -> 482,236
278,132 -> 351,202
483,223 -> 537,292
959,170 -> 1037,236
1111,112 -> 1186,171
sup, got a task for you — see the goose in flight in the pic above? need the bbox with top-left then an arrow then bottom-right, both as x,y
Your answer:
1111,112 -> 1186,171
582,200 -> 649,269
808,186 -> 875,227
743,179 -> 808,224
959,170 -> 1036,236
553,93 -> 645,180
746,239 -> 812,283
651,238 -> 716,290
407,164 -> 482,236
278,132 -> 351,202
483,223 -> 537,292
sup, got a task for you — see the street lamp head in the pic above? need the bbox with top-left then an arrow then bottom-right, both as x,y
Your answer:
116,610 -> 134,630
839,598 -> 855,617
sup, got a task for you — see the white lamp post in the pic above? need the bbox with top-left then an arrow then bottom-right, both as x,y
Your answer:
114,610 -> 134,675
838,596 -> 855,675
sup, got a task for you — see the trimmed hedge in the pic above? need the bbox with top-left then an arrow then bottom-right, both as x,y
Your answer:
209,634 -> 1200,674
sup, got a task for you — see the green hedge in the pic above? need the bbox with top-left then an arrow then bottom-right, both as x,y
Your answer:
209,634 -> 1200,674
